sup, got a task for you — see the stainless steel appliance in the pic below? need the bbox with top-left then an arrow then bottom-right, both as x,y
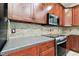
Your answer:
0,3 -> 8,17
47,13 -> 59,26
55,35 -> 67,56
43,34 -> 67,56
0,17 -> 8,52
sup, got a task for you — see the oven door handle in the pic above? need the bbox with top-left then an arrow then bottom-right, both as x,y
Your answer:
57,40 -> 67,45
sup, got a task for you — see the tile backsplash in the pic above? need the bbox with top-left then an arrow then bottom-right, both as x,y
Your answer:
8,21 -> 79,39
61,27 -> 79,35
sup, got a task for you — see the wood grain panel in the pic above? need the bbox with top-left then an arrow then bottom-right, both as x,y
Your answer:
72,6 -> 79,26
6,46 -> 39,56
67,35 -> 79,52
39,40 -> 55,53
40,47 -> 55,56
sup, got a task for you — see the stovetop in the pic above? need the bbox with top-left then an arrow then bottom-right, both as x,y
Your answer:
42,34 -> 67,44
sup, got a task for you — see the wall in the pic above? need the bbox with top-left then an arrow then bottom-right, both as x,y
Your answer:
8,21 -> 79,39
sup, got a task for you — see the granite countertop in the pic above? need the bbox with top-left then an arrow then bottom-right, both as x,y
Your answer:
0,36 -> 54,55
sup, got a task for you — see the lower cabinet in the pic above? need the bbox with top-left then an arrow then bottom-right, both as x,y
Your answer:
39,47 -> 55,56
38,40 -> 56,56
6,46 -> 39,56
67,35 -> 73,50
4,40 -> 56,56
67,35 -> 79,52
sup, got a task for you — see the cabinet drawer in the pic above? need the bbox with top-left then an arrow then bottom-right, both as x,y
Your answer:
40,47 -> 55,56
39,40 -> 55,53
6,46 -> 39,56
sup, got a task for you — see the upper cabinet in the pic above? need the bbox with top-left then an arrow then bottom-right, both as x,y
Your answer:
33,3 -> 47,24
72,6 -> 79,26
64,9 -> 72,26
8,3 -> 79,27
8,3 -> 65,25
8,3 -> 47,24
46,3 -> 65,26
8,3 -> 34,22
63,5 -> 79,26
59,4 -> 65,26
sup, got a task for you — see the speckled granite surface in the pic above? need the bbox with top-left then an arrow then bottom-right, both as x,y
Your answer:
0,36 -> 54,55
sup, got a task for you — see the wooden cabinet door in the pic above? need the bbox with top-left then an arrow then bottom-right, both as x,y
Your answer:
72,6 -> 79,26
54,4 -> 60,16
48,3 -> 65,26
67,36 -> 73,50
64,9 -> 72,26
67,35 -> 79,52
22,3 -> 34,22
34,3 -> 47,24
6,46 -> 39,56
78,37 -> 79,51
59,5 -> 65,26
40,47 -> 55,56
54,4 -> 65,26
8,3 -> 34,22
48,3 -> 60,16
39,40 -> 56,56
48,3 -> 55,14
39,40 -> 55,53
72,36 -> 79,52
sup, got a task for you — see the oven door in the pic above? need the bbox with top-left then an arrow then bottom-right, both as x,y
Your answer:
57,42 -> 67,56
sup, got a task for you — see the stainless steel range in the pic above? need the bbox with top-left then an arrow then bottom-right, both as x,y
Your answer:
55,35 -> 67,56
55,35 -> 67,45
43,34 -> 67,56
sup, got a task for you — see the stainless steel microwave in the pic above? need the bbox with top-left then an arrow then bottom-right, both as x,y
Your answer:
47,13 -> 59,26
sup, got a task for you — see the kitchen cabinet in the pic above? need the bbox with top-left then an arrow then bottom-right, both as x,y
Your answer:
8,3 -> 65,25
39,40 -> 56,56
8,3 -> 34,22
72,36 -> 79,52
67,35 -> 74,50
4,40 -> 55,56
72,6 -> 79,26
59,4 -> 65,26
6,46 -> 39,56
8,3 -> 47,24
54,4 -> 60,16
39,47 -> 55,56
67,35 -> 79,52
47,3 -> 65,26
64,9 -> 72,26
33,3 -> 47,24
48,3 -> 60,16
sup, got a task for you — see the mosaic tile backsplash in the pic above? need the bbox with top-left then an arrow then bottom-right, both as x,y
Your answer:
8,21 -> 79,39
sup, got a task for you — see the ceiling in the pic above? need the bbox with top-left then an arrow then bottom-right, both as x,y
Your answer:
61,3 -> 79,8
